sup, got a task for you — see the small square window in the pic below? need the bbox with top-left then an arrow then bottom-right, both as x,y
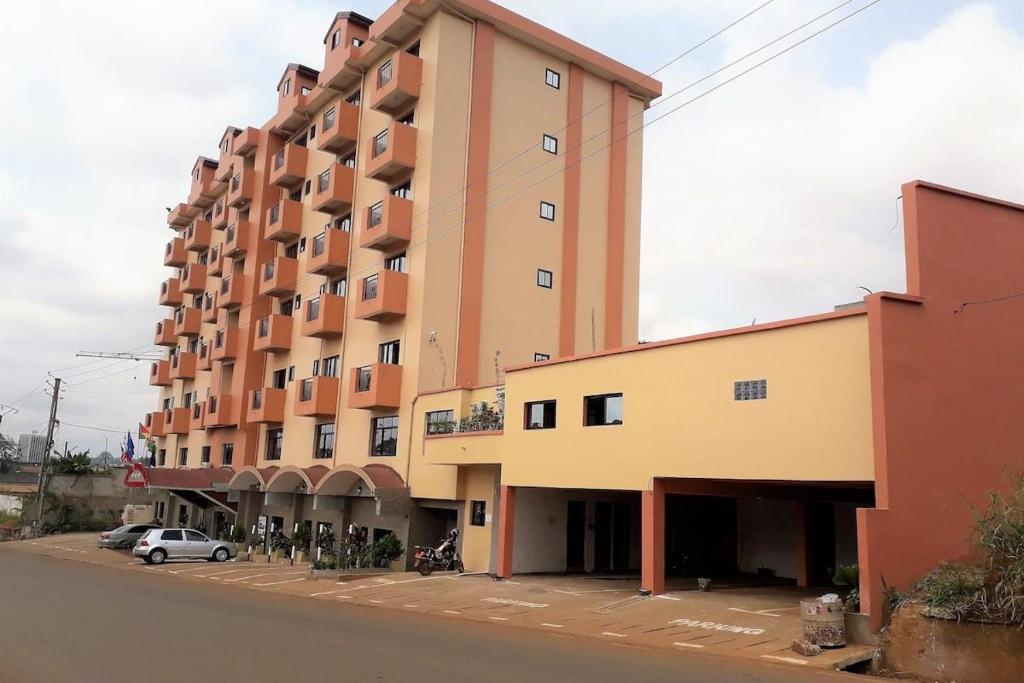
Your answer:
540,201 -> 556,221
524,400 -> 556,429
426,409 -> 455,435
533,353 -> 550,362
309,124 -> 316,140
734,379 -> 768,401
584,393 -> 624,426
542,134 -> 558,155
537,269 -> 553,288
545,68 -> 561,89
471,500 -> 486,526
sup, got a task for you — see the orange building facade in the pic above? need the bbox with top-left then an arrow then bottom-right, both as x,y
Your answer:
145,1 -> 661,563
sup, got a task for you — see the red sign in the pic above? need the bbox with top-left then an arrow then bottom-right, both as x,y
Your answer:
124,462 -> 150,488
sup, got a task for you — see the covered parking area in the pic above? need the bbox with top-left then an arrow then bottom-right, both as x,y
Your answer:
642,478 -> 874,595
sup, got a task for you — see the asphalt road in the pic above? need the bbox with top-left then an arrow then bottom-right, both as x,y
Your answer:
0,549 -> 856,683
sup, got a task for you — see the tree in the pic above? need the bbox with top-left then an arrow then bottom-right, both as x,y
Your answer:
0,433 -> 18,474
48,450 -> 94,475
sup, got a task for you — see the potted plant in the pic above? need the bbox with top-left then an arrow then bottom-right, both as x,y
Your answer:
269,529 -> 292,562
231,525 -> 248,560
292,524 -> 311,563
372,533 -> 404,570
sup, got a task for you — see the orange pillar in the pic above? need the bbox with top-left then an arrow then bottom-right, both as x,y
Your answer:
641,479 -> 665,595
795,500 -> 811,588
496,485 -> 516,579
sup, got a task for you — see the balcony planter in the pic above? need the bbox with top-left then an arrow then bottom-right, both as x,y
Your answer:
317,100 -> 359,154
169,352 -> 197,380
247,387 -> 287,424
180,264 -> 207,295
189,402 -> 206,431
208,246 -> 224,277
167,203 -> 193,229
159,278 -> 183,307
203,394 -> 235,429
212,198 -> 228,229
201,292 -> 219,323
227,167 -> 255,208
223,219 -> 251,257
234,127 -> 260,157
218,275 -> 245,309
293,376 -> 340,418
149,360 -> 171,387
154,320 -> 176,347
173,307 -> 202,337
211,326 -> 239,362
164,408 -> 190,435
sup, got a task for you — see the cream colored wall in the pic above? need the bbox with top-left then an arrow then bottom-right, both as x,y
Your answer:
476,32 -> 568,380
621,96 -> 644,346
456,464 -> 498,572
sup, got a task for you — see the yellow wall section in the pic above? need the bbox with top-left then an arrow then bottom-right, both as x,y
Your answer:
456,464 -> 499,571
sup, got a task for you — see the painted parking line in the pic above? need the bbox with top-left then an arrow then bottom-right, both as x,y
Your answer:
336,595 -> 353,600
552,590 -> 582,596
540,623 -> 564,629
488,616 -> 509,621
654,594 -> 682,601
252,578 -> 307,587
402,604 -> 420,609
601,632 -> 628,638
368,599 -> 383,604
728,607 -> 784,618
168,565 -> 216,575
673,642 -> 706,649
310,589 -> 348,597
442,610 -> 462,615
225,571 -> 306,583
761,655 -> 808,666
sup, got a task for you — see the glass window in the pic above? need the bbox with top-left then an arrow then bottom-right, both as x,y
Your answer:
471,500 -> 486,526
384,253 -> 406,272
368,201 -> 384,227
322,355 -> 339,377
524,400 -> 556,429
537,269 -> 553,288
314,423 -> 335,459
323,106 -> 336,132
363,274 -> 379,300
379,340 -> 400,365
584,393 -> 624,426
331,278 -> 347,296
222,443 -> 234,466
425,409 -> 455,435
201,446 -> 211,464
378,60 -> 393,88
534,353 -> 550,362
318,169 -> 331,193
282,78 -> 291,96
266,429 -> 283,460
346,90 -> 361,106
271,369 -> 286,389
177,447 -> 188,466
162,530 -> 184,541
398,109 -> 415,126
370,416 -> 399,456
391,181 -> 412,199
545,68 -> 561,89
331,29 -> 341,50
356,366 -> 372,392
373,130 -> 388,157
185,530 -> 207,542
334,214 -> 352,231
734,379 -> 768,401
540,201 -> 556,221
542,134 -> 558,154
157,449 -> 166,467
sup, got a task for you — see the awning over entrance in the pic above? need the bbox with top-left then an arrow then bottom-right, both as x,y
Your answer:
226,466 -> 280,491
146,466 -> 238,514
264,465 -> 329,493
314,463 -> 406,497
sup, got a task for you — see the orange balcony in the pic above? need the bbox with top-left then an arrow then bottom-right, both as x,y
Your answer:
211,197 -> 228,229
189,402 -> 206,431
188,159 -> 219,208
197,341 -> 212,371
365,123 -> 417,182
247,388 -> 287,424
253,314 -> 293,352
212,326 -> 239,362
269,143 -> 308,188
320,34 -> 364,93
204,394 -> 235,429
223,219 -> 251,257
164,238 -> 187,267
307,229 -> 350,276
167,203 -> 193,229
312,163 -> 355,214
354,269 -> 408,321
169,352 -> 197,381
184,219 -> 212,252
173,306 -> 202,337
294,376 -> 340,418
154,320 -> 176,347
149,360 -> 171,387
265,199 -> 302,243
227,167 -> 255,208
301,294 -> 345,339
180,263 -> 207,295
218,275 -> 245,309
348,363 -> 402,410
360,195 -> 413,250
317,100 -> 359,154
370,51 -> 423,116
147,410 -> 167,438
164,408 -> 190,435
209,246 -> 224,277
259,257 -> 298,298
159,278 -> 183,307
201,291 -> 219,323
234,127 -> 260,158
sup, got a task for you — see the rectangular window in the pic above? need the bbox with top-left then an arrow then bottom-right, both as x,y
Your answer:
356,366 -> 372,392
471,500 -> 486,526
306,296 -> 321,322
314,423 -> 335,459
280,299 -> 294,317
379,340 -> 400,365
269,204 -> 281,224
368,201 -> 384,228
537,269 -> 553,288
266,428 -> 283,460
288,365 -> 295,381
524,400 -> 556,430
331,29 -> 341,50
318,169 -> 331,193
540,201 -> 556,221
378,60 -> 393,88
322,355 -> 339,377
341,153 -> 357,168
331,278 -> 347,296
397,109 -> 415,126
201,446 -> 211,465
312,359 -> 320,377
363,274 -> 379,300
309,124 -> 316,140
370,416 -> 399,456
584,393 -> 624,426
425,409 -> 455,435
734,379 -> 768,401
373,130 -> 388,157
542,134 -> 558,155
334,214 -> 352,231
534,353 -> 550,362
406,41 -> 420,57
323,106 -> 336,131
545,68 -> 561,89
384,252 -> 406,273
390,180 -> 412,199
272,369 -> 287,389
346,90 -> 361,106
282,78 -> 291,96
222,443 -> 234,466
178,447 -> 188,466
157,449 -> 166,467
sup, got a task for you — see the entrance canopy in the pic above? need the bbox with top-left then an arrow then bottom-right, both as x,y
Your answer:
314,463 -> 405,497
146,466 -> 237,514
264,465 -> 329,493
226,466 -> 279,491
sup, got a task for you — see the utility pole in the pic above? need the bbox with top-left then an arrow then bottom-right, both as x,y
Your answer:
35,376 -> 61,524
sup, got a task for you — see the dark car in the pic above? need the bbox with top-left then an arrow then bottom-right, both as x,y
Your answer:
97,523 -> 161,550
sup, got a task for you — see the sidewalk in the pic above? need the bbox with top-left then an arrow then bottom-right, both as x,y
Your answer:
4,534 -> 873,672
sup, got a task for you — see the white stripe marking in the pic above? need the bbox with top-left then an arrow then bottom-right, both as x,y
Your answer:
553,590 -> 582,596
402,604 -> 420,609
601,632 -> 627,638
225,571 -> 306,583
252,578 -> 306,587
761,655 -> 809,666
169,565 -> 215,574
311,589 -> 346,597
655,594 -> 682,601
442,610 -> 461,615
540,623 -> 564,629
369,599 -> 383,604
728,608 -> 782,618
336,595 -> 352,599
488,616 -> 509,621
673,642 -> 706,649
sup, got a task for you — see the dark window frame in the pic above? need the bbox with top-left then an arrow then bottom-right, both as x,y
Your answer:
370,416 -> 399,457
584,393 -> 624,427
537,269 -> 553,289
524,400 -> 557,430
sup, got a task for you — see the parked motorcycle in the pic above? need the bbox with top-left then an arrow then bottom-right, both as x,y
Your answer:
414,528 -> 464,576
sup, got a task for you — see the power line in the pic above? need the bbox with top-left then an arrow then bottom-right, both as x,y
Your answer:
58,420 -> 127,434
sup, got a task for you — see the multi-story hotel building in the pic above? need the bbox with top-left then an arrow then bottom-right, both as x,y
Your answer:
144,1 -> 661,556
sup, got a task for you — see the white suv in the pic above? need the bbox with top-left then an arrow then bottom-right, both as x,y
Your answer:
133,528 -> 236,564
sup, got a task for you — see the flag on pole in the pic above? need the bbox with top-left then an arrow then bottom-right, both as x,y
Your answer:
122,432 -> 135,463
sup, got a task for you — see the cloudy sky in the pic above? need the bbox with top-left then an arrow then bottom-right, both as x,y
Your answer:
0,0 -> 1021,455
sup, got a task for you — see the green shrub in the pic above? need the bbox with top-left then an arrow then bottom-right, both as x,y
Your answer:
372,533 -> 404,568
231,525 -> 247,544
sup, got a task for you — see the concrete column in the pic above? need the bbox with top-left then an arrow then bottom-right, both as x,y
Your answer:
641,479 -> 665,595
795,500 -> 812,588
496,485 -> 516,579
